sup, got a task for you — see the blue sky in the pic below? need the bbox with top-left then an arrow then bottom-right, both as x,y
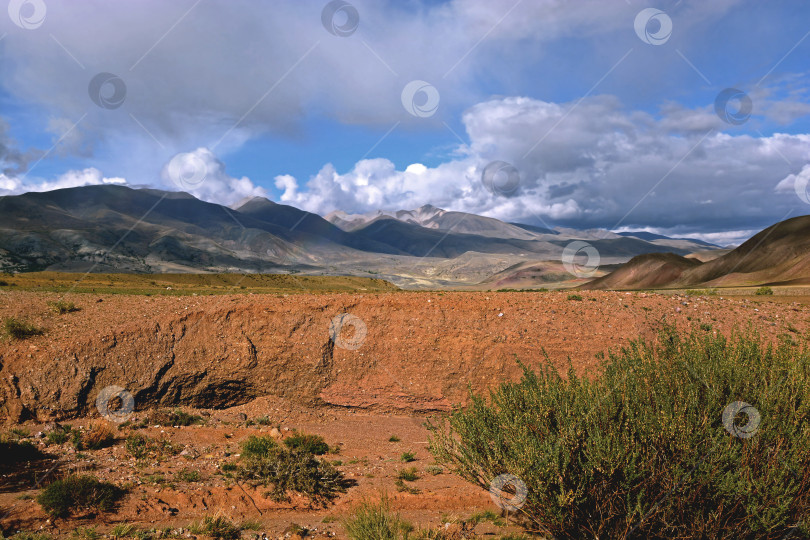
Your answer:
1,0 -> 810,244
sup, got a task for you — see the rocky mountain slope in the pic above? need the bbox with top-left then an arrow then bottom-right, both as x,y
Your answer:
0,185 -> 720,288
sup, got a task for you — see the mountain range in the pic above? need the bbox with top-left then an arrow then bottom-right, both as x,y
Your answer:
0,185 -> 728,289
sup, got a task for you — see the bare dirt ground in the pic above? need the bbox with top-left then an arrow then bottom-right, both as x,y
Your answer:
1,289 -> 808,538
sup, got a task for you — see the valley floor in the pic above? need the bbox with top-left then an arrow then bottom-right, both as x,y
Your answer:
2,287 -> 809,538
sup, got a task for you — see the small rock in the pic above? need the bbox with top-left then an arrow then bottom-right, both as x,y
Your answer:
270,427 -> 282,440
237,413 -> 247,421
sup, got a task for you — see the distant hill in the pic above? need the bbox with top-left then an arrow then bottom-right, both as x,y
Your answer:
0,185 -> 726,288
617,231 -> 719,248
583,215 -> 810,290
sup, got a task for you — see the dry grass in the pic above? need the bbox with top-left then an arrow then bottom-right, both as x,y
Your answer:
82,420 -> 115,450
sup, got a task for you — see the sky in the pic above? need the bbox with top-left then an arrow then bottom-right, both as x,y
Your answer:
1,0 -> 810,245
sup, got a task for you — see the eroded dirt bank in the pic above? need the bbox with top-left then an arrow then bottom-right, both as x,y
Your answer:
1,290 -> 806,423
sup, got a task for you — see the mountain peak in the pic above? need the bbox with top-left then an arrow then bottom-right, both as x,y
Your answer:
233,196 -> 276,212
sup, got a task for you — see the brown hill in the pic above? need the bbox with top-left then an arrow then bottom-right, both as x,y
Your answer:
581,253 -> 702,290
584,215 -> 810,290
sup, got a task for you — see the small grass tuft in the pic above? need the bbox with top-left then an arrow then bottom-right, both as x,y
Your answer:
124,435 -> 180,460
175,468 -> 200,482
48,300 -> 80,314
81,420 -> 115,450
70,526 -> 99,540
425,464 -> 443,476
2,317 -> 44,340
109,524 -> 136,538
397,467 -> 419,482
283,432 -> 330,455
188,515 -> 240,540
46,427 -> 70,446
343,498 -> 413,540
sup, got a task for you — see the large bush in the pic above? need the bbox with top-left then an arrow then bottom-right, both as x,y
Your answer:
37,475 -> 125,518
429,327 -> 810,539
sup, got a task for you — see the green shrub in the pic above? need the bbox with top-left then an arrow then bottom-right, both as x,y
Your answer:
566,294 -> 582,301
2,317 -> 43,340
237,437 -> 346,504
239,435 -> 279,458
425,464 -> 443,476
70,526 -> 99,540
46,428 -> 70,446
343,498 -> 413,540
48,300 -> 80,314
429,326 -> 810,539
37,475 -> 125,518
283,432 -> 329,455
188,516 -> 240,540
239,519 -> 262,531
109,524 -> 136,538
143,473 -> 165,484
2,533 -> 54,540
466,510 -> 505,527
124,435 -> 179,460
400,451 -> 416,462
8,427 -> 29,439
397,467 -> 419,482
175,468 -> 200,482
685,288 -> 718,296
388,435 -> 400,442
756,286 -> 774,296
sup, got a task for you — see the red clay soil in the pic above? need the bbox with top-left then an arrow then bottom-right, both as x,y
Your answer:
0,290 -> 808,538
3,290 -> 805,423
